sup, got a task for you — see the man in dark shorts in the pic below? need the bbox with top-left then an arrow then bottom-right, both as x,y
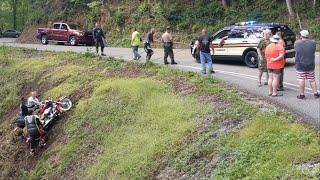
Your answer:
197,29 -> 214,74
144,28 -> 155,62
257,29 -> 272,86
92,23 -> 106,56
294,30 -> 319,99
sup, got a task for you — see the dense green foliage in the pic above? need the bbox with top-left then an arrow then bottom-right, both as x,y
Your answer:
0,46 -> 319,179
0,0 -> 319,42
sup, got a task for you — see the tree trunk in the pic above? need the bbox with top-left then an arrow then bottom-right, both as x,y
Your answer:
222,0 -> 228,8
314,0 -> 316,8
286,0 -> 295,17
12,0 -> 17,29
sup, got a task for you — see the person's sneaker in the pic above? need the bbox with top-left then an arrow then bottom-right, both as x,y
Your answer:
201,71 -> 206,75
137,56 -> 141,60
171,62 -> 178,65
164,62 -> 170,65
101,53 -> 106,56
277,87 -> 284,91
209,70 -> 215,74
314,92 -> 320,98
297,94 -> 305,99
264,82 -> 268,85
30,149 -> 35,156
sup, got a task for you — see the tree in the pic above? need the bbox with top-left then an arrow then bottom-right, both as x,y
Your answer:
11,0 -> 17,29
286,0 -> 295,17
222,0 -> 228,8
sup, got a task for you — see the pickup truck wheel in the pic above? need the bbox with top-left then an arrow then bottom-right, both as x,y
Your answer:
41,35 -> 48,45
244,51 -> 258,68
69,36 -> 77,46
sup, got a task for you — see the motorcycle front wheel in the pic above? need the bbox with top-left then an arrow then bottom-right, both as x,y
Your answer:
59,98 -> 72,111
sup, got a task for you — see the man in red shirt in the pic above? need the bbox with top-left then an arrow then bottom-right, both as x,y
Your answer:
265,35 -> 285,97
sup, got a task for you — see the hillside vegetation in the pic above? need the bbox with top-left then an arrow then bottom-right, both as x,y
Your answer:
1,0 -> 319,46
0,46 -> 319,179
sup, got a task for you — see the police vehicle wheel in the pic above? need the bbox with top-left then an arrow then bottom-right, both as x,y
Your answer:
69,36 -> 77,46
244,51 -> 258,68
41,35 -> 48,45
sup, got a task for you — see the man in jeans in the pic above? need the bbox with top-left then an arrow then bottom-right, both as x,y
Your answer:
294,30 -> 319,99
197,29 -> 214,74
131,28 -> 142,60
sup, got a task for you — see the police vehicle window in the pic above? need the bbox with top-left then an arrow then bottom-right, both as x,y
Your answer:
61,24 -> 68,30
53,24 -> 61,29
214,30 -> 230,39
228,30 -> 246,38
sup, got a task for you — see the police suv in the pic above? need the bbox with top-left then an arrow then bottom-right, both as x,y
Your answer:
191,21 -> 296,68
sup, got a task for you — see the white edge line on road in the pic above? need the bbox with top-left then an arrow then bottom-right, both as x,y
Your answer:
2,43 -> 316,95
175,64 -> 315,95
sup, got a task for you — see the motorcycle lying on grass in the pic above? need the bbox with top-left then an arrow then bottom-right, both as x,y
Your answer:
16,96 -> 72,131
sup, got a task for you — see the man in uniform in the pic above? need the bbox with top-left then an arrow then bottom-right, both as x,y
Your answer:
92,23 -> 106,56
161,27 -> 177,65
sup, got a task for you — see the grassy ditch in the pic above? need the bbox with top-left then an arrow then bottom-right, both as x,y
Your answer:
0,46 -> 319,179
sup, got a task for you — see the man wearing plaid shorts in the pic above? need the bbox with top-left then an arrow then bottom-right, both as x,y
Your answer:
294,30 -> 319,99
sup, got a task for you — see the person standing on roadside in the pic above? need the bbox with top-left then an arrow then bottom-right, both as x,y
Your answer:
276,31 -> 286,91
257,29 -> 272,86
161,27 -> 177,65
197,29 -> 214,74
265,35 -> 285,97
144,28 -> 155,62
92,23 -> 106,56
131,28 -> 142,60
294,30 -> 319,99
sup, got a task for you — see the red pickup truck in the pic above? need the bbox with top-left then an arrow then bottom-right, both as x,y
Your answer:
36,22 -> 94,46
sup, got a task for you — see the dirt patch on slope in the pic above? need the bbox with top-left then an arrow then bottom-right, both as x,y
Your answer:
0,85 -> 92,179
17,24 -> 44,44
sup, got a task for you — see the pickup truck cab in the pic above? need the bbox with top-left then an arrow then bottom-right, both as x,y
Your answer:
37,23 -> 94,46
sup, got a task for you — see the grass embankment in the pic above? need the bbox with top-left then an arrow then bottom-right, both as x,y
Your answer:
0,46 -> 319,179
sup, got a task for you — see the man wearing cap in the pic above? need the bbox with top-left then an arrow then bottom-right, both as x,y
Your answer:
257,29 -> 272,86
294,30 -> 319,99
161,27 -> 177,65
265,34 -> 285,97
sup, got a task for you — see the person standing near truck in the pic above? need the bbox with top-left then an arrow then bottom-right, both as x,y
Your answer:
92,23 -> 106,56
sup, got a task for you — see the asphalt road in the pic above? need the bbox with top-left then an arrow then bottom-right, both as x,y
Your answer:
1,38 -> 319,129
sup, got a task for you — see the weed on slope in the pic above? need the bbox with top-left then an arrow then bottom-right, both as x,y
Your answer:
0,46 -> 319,179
